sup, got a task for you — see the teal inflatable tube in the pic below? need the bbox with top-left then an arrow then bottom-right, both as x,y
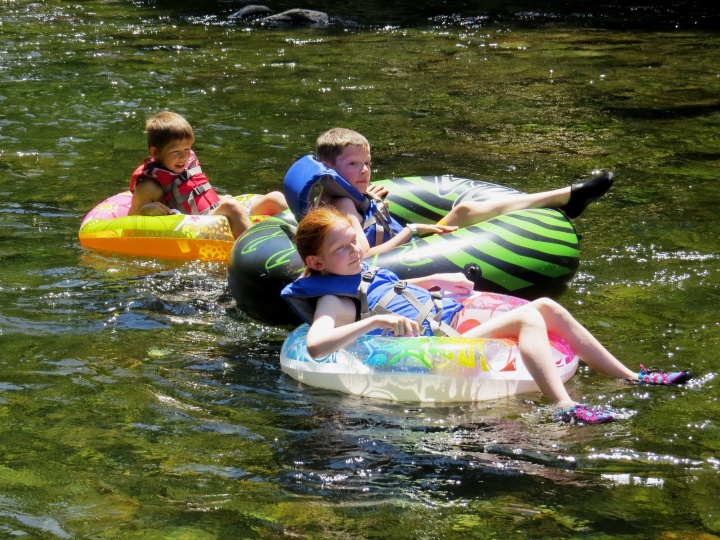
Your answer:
228,175 -> 580,325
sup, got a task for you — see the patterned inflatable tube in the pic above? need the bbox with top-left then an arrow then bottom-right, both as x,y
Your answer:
229,175 -> 581,325
79,191 -> 265,262
280,292 -> 579,403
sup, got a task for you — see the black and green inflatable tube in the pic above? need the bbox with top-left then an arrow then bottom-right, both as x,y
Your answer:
228,175 -> 580,325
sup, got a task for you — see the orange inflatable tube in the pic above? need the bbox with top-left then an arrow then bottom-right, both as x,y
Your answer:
79,192 -> 263,262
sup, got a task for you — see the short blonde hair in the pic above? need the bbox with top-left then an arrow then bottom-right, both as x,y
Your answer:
145,111 -> 195,151
316,127 -> 370,163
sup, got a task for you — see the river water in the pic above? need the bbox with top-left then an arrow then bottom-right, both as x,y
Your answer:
1,1 -> 719,538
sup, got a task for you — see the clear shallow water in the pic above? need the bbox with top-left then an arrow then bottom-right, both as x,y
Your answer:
1,0 -> 719,537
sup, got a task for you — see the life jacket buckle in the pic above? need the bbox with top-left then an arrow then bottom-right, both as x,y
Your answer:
362,268 -> 378,282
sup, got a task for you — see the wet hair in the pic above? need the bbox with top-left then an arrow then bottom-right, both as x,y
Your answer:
315,127 -> 370,164
295,205 -> 353,276
145,111 -> 195,151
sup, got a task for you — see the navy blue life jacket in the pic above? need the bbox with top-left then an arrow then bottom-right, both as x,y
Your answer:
281,265 -> 462,337
283,155 -> 405,247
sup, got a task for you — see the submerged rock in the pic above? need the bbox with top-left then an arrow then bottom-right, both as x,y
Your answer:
228,5 -> 272,19
261,9 -> 329,26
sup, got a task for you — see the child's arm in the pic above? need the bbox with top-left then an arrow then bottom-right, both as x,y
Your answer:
128,178 -> 172,216
363,223 -> 458,256
306,294 -> 420,358
329,197 -> 457,256
364,227 -> 413,256
406,273 -> 474,296
331,197 -> 371,253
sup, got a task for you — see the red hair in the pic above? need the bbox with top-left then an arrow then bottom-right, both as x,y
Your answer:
295,206 -> 353,276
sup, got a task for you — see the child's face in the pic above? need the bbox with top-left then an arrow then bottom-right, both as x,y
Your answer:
328,144 -> 371,194
150,138 -> 193,174
309,222 -> 363,276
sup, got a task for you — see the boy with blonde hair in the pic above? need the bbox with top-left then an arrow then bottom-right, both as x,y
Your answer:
312,127 -> 613,256
129,111 -> 287,239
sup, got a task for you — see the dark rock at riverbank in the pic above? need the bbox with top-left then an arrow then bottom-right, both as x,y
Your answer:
262,8 -> 328,26
228,5 -> 272,19
229,6 -> 329,26
158,0 -> 720,32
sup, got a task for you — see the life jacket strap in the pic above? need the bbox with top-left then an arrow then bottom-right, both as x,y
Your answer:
362,194 -> 397,245
427,291 -> 461,338
361,271 -> 460,338
357,267 -> 378,317
164,167 -> 212,214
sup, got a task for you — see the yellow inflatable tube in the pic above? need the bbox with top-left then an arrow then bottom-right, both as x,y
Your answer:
79,192 -> 263,262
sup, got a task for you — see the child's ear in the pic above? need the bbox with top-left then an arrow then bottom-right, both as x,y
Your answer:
149,146 -> 159,159
305,255 -> 324,272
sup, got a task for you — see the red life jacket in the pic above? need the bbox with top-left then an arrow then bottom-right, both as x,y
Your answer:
130,150 -> 220,215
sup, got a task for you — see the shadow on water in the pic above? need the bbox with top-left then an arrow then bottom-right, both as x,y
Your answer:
141,0 -> 720,31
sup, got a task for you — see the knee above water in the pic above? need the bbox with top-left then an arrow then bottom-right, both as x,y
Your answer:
217,198 -> 244,211
455,201 -> 489,216
518,305 -> 547,332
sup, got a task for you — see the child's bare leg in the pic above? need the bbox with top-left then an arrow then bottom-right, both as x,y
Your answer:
527,298 -> 638,380
212,196 -> 252,238
250,191 -> 288,216
460,306 -> 575,403
440,172 -> 614,227
442,189 -> 570,228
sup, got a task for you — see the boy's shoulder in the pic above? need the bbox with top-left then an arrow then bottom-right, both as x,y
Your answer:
320,194 -> 359,212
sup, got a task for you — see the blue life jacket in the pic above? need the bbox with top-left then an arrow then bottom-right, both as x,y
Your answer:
283,155 -> 405,247
281,264 -> 462,337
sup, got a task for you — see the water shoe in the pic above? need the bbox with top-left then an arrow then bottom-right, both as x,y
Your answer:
561,172 -> 614,218
637,364 -> 693,385
555,404 -> 615,425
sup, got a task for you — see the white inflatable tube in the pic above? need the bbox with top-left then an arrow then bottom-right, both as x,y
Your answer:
280,324 -> 579,403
